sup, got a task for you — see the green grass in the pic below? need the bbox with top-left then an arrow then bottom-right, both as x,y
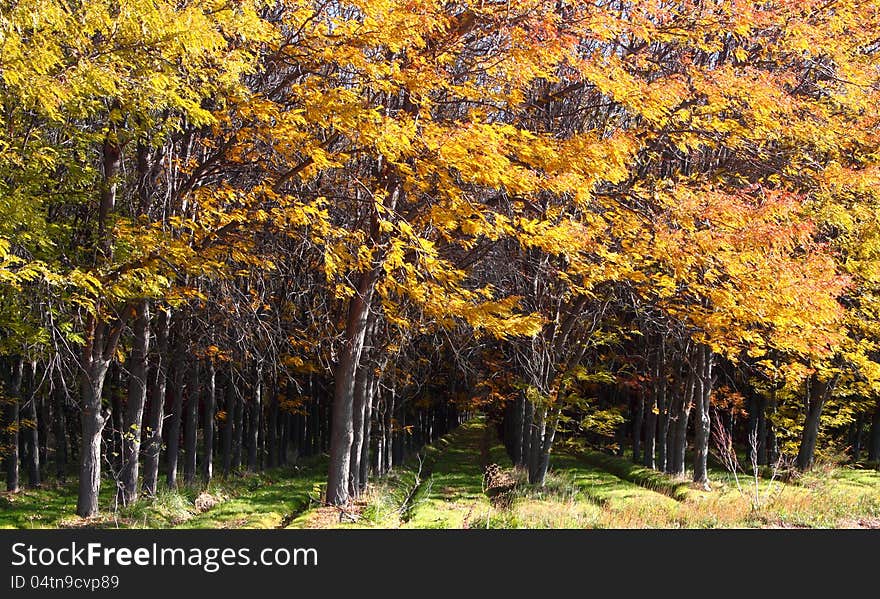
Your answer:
4,425 -> 880,529
0,457 -> 328,529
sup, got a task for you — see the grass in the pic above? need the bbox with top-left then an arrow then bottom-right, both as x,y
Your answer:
0,456 -> 328,529
3,422 -> 880,529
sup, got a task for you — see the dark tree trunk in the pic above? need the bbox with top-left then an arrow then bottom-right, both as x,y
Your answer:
118,301 -> 150,506
233,382 -> 243,470
692,344 -> 714,490
267,380 -> 278,469
3,358 -> 24,492
796,375 -> 838,471
632,393 -> 644,464
165,350 -> 185,490
183,362 -> 199,486
203,360 -> 216,483
359,376 -> 376,491
38,387 -> 50,479
22,361 -> 41,488
670,367 -> 695,476
655,346 -> 668,472
384,390 -> 395,473
869,398 -> 880,463
247,367 -> 261,472
279,409 -> 289,467
327,269 -> 377,505
349,362 -> 371,497
52,374 -> 69,482
109,365 -> 124,478
142,307 -> 170,496
223,372 -> 235,475
643,391 -> 657,470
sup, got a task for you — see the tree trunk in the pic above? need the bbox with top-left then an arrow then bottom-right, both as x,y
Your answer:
527,405 -> 559,486
247,367 -> 261,472
796,375 -> 838,471
349,362 -> 371,497
655,347 -> 668,472
52,374 -> 69,483
142,307 -> 170,496
77,316 -> 121,518
183,362 -> 199,486
869,398 -> 880,463
118,301 -> 150,506
165,351 -> 185,490
670,367 -> 695,476
632,392 -> 644,464
643,391 -> 657,470
223,372 -> 235,475
203,360 -> 216,483
22,361 -> 41,488
692,344 -> 714,490
233,383 -> 243,470
327,269 -> 377,505
3,358 -> 24,492
267,378 -> 278,469
359,376 -> 377,492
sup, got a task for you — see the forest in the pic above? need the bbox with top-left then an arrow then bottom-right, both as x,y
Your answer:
1,0 -> 880,530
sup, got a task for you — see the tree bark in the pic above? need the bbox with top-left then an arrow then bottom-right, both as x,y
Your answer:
183,362 -> 199,486
118,301 -> 150,506
203,360 -> 216,483
52,373 -> 69,483
669,366 -> 695,476
327,269 -> 377,505
632,392 -> 644,464
165,349 -> 185,490
3,358 -> 24,492
77,316 -> 122,517
349,360 -> 372,497
142,307 -> 170,496
692,344 -> 714,490
22,360 -> 41,488
247,367 -> 261,472
869,398 -> 880,463
796,375 -> 838,471
359,376 -> 377,492
223,371 -> 235,475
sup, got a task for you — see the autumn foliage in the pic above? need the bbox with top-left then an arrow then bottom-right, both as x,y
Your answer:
1,1 -> 880,514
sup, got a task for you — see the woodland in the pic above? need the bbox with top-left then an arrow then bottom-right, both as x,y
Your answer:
1,0 -> 880,529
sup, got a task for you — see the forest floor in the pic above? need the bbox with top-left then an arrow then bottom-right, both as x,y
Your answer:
2,418 -> 880,529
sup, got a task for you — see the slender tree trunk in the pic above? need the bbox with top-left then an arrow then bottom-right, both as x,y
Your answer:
247,367 -> 261,471
692,344 -> 714,490
384,390 -> 394,473
52,374 -> 68,482
3,358 -> 24,492
869,398 -> 880,463
222,372 -> 234,475
656,346 -> 668,472
118,301 -> 150,506
267,378 -> 278,469
203,360 -> 216,483
183,362 -> 199,486
670,368 -> 695,476
22,361 -> 41,488
632,392 -> 644,464
165,351 -> 185,490
233,384 -> 243,470
38,388 -> 49,478
643,391 -> 657,470
142,307 -> 170,496
359,376 -> 376,491
349,362 -> 371,497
